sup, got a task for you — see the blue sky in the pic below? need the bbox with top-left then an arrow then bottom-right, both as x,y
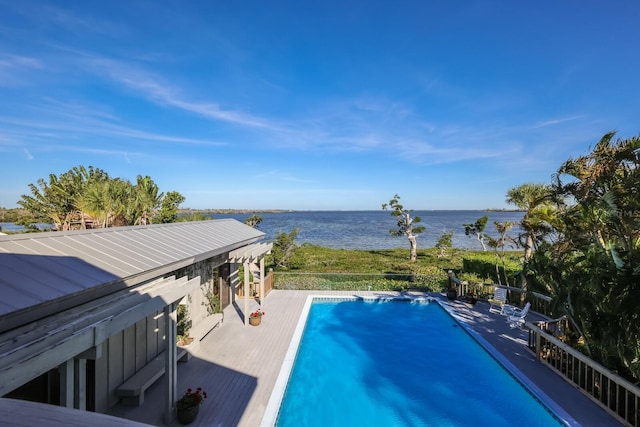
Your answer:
1,1 -> 639,211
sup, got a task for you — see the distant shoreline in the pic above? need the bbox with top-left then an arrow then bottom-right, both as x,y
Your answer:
178,208 -> 293,214
178,208 -> 525,214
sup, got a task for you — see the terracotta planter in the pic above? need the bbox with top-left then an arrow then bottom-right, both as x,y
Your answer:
249,315 -> 262,326
177,404 -> 199,425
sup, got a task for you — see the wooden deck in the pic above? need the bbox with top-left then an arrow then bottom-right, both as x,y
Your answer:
108,290 -> 622,426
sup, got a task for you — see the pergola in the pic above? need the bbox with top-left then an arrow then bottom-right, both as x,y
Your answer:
227,242 -> 273,325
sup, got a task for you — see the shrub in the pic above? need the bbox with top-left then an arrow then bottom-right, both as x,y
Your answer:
462,252 -> 520,284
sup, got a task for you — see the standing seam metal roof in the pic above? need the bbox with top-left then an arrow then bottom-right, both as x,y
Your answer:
0,219 -> 265,331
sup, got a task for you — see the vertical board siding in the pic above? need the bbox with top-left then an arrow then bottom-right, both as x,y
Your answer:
134,319 -> 146,371
122,326 -> 136,382
94,342 -> 109,413
156,310 -> 166,351
145,314 -> 157,363
107,331 -> 124,408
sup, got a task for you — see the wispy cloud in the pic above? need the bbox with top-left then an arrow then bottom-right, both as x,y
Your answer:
0,54 -> 43,87
0,106 -> 226,148
89,58 -> 286,131
533,116 -> 583,128
23,147 -> 33,160
10,46 -> 586,174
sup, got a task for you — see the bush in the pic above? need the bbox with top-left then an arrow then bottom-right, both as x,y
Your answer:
462,252 -> 520,284
273,272 -> 444,292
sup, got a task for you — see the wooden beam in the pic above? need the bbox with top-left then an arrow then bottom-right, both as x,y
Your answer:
260,257 -> 265,308
163,303 -> 177,424
244,262 -> 250,326
75,358 -> 86,410
59,359 -> 74,408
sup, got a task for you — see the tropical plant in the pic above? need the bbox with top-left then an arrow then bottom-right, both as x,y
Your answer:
506,183 -> 555,261
463,215 -> 489,251
382,194 -> 425,261
156,191 -> 185,223
79,178 -> 133,228
18,165 -> 109,230
529,131 -> 640,381
130,175 -> 162,225
485,221 -> 518,286
18,166 -> 185,229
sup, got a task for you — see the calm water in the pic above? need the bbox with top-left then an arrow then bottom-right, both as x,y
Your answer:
276,299 -> 565,427
2,210 -> 524,250
211,210 -> 524,250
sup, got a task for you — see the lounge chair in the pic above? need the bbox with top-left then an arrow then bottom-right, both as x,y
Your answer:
488,287 -> 510,314
507,302 -> 531,329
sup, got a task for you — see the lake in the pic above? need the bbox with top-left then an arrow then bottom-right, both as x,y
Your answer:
1,210 -> 525,250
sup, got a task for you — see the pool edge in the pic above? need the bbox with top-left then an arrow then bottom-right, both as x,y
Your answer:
260,294 -> 578,427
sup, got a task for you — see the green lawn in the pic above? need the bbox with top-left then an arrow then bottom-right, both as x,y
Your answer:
268,244 -> 522,293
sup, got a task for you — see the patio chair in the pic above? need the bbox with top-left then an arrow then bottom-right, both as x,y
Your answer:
488,287 -> 510,314
507,302 -> 531,329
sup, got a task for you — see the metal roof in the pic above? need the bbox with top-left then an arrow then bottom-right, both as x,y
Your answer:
0,219 -> 265,332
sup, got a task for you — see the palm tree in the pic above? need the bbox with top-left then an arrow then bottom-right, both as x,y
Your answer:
130,176 -> 163,225
18,165 -> 109,230
506,183 -> 555,261
485,220 -> 516,286
79,179 -> 132,228
531,132 -> 640,380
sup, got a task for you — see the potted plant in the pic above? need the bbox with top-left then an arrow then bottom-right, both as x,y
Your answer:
465,287 -> 479,305
249,309 -> 265,326
177,387 -> 207,424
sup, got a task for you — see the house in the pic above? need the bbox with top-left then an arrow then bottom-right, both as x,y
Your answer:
0,219 -> 272,424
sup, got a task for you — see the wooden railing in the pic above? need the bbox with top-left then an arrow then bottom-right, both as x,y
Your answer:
527,322 -> 640,426
264,269 -> 273,295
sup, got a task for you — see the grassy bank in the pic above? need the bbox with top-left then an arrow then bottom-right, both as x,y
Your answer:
268,244 -> 522,293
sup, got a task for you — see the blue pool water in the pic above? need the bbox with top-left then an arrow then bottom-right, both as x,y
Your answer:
274,298 -> 566,427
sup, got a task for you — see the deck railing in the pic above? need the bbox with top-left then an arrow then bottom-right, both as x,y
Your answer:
527,322 -> 640,426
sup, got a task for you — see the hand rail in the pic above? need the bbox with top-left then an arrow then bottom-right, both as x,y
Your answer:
527,322 -> 640,426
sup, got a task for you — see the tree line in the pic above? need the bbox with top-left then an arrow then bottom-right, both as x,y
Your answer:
15,165 -> 185,231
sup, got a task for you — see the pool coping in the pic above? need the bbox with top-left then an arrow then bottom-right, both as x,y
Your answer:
441,299 -> 579,427
260,294 -> 579,427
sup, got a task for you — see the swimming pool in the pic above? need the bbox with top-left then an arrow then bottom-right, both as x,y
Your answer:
262,296 -> 573,427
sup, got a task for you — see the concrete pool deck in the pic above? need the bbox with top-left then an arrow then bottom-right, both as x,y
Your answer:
108,290 -> 622,426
